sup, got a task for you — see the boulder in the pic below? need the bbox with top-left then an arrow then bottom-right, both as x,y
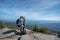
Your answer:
0,28 -> 15,38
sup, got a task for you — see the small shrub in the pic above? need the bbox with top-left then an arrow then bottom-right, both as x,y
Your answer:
40,27 -> 48,34
33,25 -> 40,32
33,25 -> 48,34
8,26 -> 17,29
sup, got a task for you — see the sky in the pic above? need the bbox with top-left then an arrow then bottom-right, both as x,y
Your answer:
0,0 -> 60,21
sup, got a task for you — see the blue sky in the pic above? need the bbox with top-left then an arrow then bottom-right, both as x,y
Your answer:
0,0 -> 60,21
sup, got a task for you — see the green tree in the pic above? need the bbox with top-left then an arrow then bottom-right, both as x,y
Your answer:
33,25 -> 40,32
0,21 -> 5,29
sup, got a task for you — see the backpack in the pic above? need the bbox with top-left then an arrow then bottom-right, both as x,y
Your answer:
16,19 -> 22,25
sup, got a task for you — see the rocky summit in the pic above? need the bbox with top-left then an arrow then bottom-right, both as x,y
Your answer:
0,28 -> 60,40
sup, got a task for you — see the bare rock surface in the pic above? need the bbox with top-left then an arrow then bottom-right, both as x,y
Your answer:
20,33 -> 60,40
0,28 -> 15,38
0,28 -> 60,40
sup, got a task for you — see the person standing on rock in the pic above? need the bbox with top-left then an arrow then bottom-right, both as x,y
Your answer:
16,16 -> 25,34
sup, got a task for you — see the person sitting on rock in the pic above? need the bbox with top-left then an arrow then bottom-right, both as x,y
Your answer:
16,16 -> 26,34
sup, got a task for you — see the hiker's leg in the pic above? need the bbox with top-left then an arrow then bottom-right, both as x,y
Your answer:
17,25 -> 21,31
21,25 -> 24,32
23,27 -> 24,32
19,27 -> 22,32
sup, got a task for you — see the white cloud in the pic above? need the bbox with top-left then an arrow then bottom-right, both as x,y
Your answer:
26,0 -> 60,11
0,8 -> 60,21
0,8 -> 44,20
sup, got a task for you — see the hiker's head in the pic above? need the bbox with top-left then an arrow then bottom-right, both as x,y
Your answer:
20,16 -> 25,22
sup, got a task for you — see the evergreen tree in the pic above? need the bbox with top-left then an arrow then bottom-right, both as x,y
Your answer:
0,21 -> 5,29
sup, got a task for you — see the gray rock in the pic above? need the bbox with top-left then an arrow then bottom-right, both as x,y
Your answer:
0,28 -> 15,38
20,33 -> 60,40
0,28 -> 60,40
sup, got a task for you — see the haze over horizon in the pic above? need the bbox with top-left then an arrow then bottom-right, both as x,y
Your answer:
0,0 -> 60,21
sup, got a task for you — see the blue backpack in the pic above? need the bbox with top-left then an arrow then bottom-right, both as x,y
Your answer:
16,19 -> 21,25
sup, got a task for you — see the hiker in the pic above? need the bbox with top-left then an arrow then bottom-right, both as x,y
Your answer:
16,16 -> 26,34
